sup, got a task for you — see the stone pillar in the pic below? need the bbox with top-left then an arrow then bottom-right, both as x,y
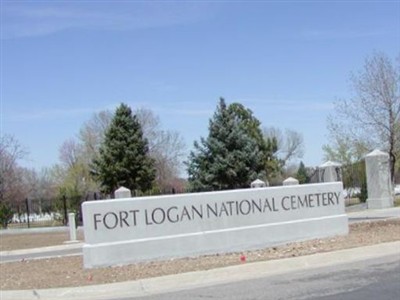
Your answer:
283,177 -> 299,186
68,213 -> 77,242
318,161 -> 342,182
365,150 -> 394,209
114,186 -> 132,199
250,179 -> 268,188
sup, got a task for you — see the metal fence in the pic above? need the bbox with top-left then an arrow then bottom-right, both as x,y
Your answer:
9,198 -> 63,229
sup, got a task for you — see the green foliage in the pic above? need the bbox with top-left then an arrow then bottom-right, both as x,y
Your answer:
92,103 -> 156,195
359,175 -> 368,203
187,98 -> 279,191
0,202 -> 14,229
264,136 -> 280,179
323,137 -> 368,189
345,160 -> 366,190
52,162 -> 91,220
296,161 -> 309,184
56,186 -> 81,214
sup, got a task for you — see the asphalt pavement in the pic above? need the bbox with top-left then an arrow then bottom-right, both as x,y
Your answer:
2,241 -> 399,300
132,253 -> 400,300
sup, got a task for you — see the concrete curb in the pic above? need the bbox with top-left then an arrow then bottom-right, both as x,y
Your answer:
2,241 -> 400,300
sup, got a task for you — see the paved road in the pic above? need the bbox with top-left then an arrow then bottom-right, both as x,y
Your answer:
130,254 -> 400,300
2,242 -> 399,300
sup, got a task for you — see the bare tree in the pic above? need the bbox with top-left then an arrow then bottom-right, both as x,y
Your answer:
136,108 -> 186,191
263,126 -> 304,166
79,110 -> 113,164
22,168 -> 58,204
59,138 -> 82,168
0,135 -> 28,227
0,135 -> 28,203
327,52 -> 399,182
57,138 -> 99,206
135,107 -> 160,143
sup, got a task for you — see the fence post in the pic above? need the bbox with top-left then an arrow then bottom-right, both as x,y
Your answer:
63,195 -> 68,225
68,213 -> 77,242
25,198 -> 30,228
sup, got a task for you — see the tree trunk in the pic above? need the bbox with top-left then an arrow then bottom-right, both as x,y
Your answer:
390,151 -> 396,184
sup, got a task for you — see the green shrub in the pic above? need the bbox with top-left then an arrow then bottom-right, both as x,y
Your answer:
0,202 -> 14,229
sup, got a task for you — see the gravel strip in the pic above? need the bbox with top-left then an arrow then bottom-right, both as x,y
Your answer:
1,219 -> 399,290
0,231 -> 85,252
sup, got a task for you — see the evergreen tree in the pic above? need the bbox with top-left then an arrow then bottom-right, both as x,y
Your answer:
187,98 -> 278,191
359,175 -> 368,203
92,103 -> 155,195
296,161 -> 309,184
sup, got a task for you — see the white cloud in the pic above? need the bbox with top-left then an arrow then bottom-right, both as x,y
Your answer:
238,98 -> 334,112
132,101 -> 214,117
1,2 -> 219,39
6,107 -> 95,122
300,29 -> 387,40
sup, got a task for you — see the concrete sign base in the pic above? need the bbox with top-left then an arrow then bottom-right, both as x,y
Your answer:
82,182 -> 348,268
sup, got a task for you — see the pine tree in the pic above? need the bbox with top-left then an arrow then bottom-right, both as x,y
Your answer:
296,161 -> 309,184
187,98 -> 278,191
92,103 -> 155,195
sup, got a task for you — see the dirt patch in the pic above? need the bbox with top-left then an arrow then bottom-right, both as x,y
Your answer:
1,219 -> 399,290
0,231 -> 84,251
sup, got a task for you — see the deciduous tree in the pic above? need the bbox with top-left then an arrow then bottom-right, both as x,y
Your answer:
263,127 -> 304,167
326,52 -> 399,183
0,135 -> 28,227
79,110 -> 113,165
136,108 -> 185,192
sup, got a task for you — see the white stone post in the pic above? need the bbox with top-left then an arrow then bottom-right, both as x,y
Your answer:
365,150 -> 394,209
250,179 -> 268,188
114,186 -> 132,199
318,161 -> 342,182
68,213 -> 77,242
283,177 -> 299,186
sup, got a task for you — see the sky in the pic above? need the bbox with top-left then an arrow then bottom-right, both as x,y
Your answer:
1,0 -> 399,175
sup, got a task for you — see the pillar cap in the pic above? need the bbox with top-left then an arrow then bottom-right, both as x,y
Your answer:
250,179 -> 266,188
365,149 -> 389,157
115,186 -> 130,192
319,160 -> 341,168
283,177 -> 299,183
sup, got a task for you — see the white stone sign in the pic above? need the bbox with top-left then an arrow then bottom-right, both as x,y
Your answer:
82,182 -> 348,268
